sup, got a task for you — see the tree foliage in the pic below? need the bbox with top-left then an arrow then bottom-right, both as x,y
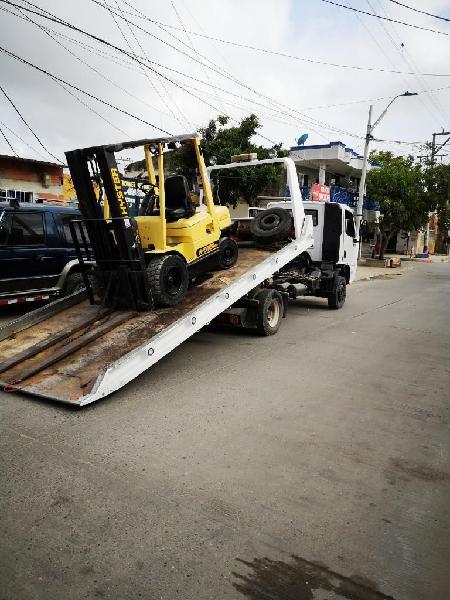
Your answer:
423,162 -> 450,251
170,114 -> 287,207
366,151 -> 432,257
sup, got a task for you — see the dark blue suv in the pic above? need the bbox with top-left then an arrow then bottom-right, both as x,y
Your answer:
0,202 -> 85,304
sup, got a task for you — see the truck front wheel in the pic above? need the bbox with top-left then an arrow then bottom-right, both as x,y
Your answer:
256,289 -> 283,336
328,276 -> 346,309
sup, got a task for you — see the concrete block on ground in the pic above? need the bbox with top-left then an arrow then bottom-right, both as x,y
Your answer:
389,257 -> 402,268
359,258 -> 390,268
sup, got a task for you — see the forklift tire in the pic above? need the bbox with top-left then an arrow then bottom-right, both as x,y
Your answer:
147,254 -> 189,307
328,276 -> 346,309
250,207 -> 292,244
217,238 -> 239,269
255,289 -> 283,336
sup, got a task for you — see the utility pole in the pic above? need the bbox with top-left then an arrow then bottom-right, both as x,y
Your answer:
355,92 -> 418,253
355,105 -> 373,241
430,130 -> 450,164
424,130 -> 450,254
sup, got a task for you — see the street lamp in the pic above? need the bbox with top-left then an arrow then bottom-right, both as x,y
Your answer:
355,91 -> 418,240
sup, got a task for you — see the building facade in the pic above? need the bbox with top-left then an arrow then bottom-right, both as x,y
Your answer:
0,155 -> 65,205
289,141 -> 379,215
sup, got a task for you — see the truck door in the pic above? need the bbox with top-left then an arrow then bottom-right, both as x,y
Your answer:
343,209 -> 358,282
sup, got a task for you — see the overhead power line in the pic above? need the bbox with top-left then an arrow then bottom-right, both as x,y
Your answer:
387,0 -> 450,23
319,0 -> 449,36
0,47 -> 172,135
72,1 -> 450,77
105,0 -> 190,128
0,82 -> 62,161
365,0 -> 448,129
0,119 -> 50,159
1,0 -> 240,134
0,0 -> 438,149
0,123 -> 17,155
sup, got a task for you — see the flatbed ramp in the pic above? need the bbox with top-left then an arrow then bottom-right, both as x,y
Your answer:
1,244 -> 310,406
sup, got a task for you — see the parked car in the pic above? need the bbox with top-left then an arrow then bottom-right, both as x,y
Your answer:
0,202 -> 86,305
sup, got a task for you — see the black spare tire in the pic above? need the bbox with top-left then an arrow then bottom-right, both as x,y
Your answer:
250,207 -> 292,244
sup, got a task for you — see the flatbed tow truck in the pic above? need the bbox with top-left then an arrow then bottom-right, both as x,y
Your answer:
0,136 -> 313,406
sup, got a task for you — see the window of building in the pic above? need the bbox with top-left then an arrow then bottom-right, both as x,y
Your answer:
0,189 -> 34,203
305,209 -> 318,227
8,213 -> 45,246
345,210 -> 356,237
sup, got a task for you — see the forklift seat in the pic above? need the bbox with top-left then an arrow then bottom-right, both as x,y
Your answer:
162,175 -> 196,222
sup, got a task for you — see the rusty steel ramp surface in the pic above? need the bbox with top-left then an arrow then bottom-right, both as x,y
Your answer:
0,248 -> 276,406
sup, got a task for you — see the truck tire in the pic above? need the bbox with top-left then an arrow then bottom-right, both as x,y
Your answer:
62,272 -> 85,296
250,208 -> 292,244
255,289 -> 283,336
147,254 -> 189,307
328,275 -> 346,309
217,237 -> 239,269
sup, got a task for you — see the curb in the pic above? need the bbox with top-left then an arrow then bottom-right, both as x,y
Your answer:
354,265 -> 414,283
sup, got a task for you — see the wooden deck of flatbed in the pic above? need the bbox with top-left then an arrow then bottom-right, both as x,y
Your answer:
0,248 -> 271,405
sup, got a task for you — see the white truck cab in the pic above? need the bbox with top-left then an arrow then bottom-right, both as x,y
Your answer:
264,200 -> 359,283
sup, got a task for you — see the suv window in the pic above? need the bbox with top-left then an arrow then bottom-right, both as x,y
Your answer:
304,209 -> 318,227
345,210 -> 356,238
7,213 -> 45,246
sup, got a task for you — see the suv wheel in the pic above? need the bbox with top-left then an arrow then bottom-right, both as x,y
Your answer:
63,272 -> 85,296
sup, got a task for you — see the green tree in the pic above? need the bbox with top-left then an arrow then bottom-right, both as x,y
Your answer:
423,162 -> 450,253
366,151 -> 431,259
170,114 -> 287,207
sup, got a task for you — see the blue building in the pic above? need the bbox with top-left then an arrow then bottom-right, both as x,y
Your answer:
289,141 -> 379,212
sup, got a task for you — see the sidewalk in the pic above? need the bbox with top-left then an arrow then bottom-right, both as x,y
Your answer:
355,257 -> 412,282
355,253 -> 449,282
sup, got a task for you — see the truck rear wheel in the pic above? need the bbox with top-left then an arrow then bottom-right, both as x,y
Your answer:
328,276 -> 346,309
147,254 -> 189,307
256,289 -> 283,336
250,208 -> 292,244
217,238 -> 239,269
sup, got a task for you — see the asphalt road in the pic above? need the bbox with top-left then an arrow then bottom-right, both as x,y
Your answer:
1,262 -> 449,600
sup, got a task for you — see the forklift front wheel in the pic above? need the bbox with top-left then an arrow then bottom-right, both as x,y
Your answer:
147,254 -> 189,307
217,238 -> 239,269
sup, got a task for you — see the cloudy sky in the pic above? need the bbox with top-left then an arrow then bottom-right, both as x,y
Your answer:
0,0 -> 449,165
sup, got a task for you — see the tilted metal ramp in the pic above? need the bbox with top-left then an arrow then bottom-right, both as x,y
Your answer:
0,227 -> 312,407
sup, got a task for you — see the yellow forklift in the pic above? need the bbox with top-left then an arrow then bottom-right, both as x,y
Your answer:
65,134 -> 238,309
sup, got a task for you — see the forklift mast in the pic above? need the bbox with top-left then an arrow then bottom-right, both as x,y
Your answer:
65,144 -> 153,310
65,134 -> 201,311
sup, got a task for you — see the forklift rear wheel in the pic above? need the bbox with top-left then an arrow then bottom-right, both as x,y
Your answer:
147,254 -> 189,307
255,289 -> 283,336
328,276 -> 346,309
217,238 -> 239,269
